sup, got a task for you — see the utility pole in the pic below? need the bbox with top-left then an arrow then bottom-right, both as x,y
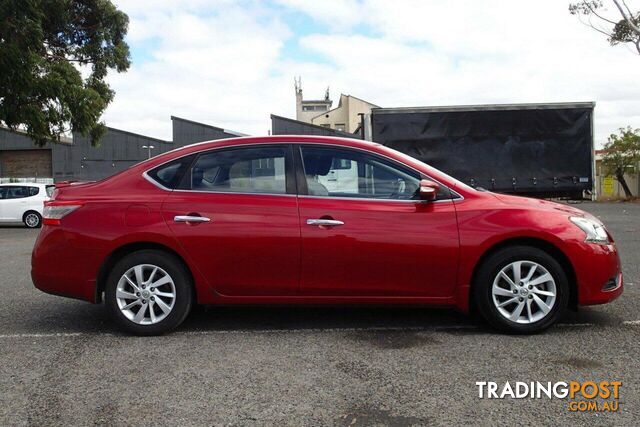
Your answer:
142,145 -> 155,159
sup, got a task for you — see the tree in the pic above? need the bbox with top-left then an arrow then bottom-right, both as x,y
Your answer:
570,0 -> 640,55
0,0 -> 130,146
601,126 -> 640,198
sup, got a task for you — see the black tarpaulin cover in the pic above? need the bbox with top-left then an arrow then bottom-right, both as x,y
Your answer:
371,106 -> 593,197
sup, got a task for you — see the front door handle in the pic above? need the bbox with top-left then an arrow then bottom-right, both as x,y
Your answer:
174,215 -> 211,223
306,219 -> 344,227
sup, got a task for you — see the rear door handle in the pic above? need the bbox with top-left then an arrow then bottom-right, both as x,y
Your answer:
174,215 -> 211,223
306,219 -> 344,227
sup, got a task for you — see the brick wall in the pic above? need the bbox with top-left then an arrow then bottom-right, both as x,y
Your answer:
0,149 -> 52,178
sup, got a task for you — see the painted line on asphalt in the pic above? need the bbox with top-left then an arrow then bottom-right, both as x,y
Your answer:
0,322 -> 622,339
0,332 -> 84,339
622,320 -> 640,326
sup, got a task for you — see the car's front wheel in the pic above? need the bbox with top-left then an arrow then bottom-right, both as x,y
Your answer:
105,250 -> 193,335
473,246 -> 569,334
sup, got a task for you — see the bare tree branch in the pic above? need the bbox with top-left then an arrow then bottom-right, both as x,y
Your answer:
622,0 -> 635,17
571,0 -> 640,55
584,0 -> 618,24
613,0 -> 640,34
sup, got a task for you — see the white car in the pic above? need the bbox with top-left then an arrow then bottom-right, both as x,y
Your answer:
0,183 -> 54,228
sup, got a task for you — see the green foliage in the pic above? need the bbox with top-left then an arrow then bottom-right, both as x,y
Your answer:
602,126 -> 640,175
602,126 -> 640,197
611,14 -> 640,46
0,0 -> 130,146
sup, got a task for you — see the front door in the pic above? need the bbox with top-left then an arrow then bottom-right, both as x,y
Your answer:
297,145 -> 459,297
0,186 -> 29,221
162,144 -> 300,296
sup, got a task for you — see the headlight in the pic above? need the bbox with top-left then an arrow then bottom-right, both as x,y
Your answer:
569,216 -> 610,245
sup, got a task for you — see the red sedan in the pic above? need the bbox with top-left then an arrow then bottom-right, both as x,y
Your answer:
31,136 -> 623,335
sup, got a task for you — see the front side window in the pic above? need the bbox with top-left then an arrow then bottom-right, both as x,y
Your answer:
300,147 -> 422,200
189,146 -> 288,194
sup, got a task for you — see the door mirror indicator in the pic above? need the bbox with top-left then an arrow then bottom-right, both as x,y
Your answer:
419,179 -> 439,201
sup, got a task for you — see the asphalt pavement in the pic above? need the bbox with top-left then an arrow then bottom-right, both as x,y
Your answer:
0,201 -> 638,426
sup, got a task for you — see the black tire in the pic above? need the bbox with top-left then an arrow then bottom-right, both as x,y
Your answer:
473,246 -> 569,334
23,211 -> 42,228
105,250 -> 193,335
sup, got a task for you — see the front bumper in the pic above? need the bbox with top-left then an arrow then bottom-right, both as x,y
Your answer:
570,241 -> 623,306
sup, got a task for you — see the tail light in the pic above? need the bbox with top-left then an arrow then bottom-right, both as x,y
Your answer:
43,201 -> 83,225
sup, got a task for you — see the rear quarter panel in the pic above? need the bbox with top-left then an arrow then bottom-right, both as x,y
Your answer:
35,177 -> 212,303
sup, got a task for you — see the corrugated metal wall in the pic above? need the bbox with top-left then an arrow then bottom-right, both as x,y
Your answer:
1,116 -> 247,182
271,114 -> 362,139
1,127 -> 61,180
55,128 -> 174,181
172,116 -> 242,146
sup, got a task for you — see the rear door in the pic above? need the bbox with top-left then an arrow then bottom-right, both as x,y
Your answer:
25,186 -> 43,213
161,144 -> 301,296
296,145 -> 459,297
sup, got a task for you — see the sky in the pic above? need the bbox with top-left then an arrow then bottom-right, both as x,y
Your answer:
106,0 -> 640,146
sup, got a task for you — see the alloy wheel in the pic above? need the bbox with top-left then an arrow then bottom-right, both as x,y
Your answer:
25,213 -> 40,228
116,264 -> 176,325
491,260 -> 557,324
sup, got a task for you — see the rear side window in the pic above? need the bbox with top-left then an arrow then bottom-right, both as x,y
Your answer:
189,146 -> 289,194
28,186 -> 39,196
2,186 -> 29,199
147,155 -> 195,189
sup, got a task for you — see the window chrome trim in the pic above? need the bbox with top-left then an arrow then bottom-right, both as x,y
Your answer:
142,140 -> 465,202
173,189 -> 296,198
143,170 -> 173,191
297,194 -> 454,204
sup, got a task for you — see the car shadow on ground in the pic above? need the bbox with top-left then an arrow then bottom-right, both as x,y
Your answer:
23,298 -> 618,337
180,305 -> 620,334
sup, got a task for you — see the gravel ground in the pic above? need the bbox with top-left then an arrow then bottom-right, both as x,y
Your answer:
0,201 -> 638,426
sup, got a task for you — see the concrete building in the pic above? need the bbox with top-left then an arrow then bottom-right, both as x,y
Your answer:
295,78 -> 332,123
311,93 -> 379,133
0,116 -> 245,183
295,79 -> 378,133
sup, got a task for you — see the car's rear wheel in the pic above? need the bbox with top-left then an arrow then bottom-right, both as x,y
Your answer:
473,246 -> 569,334
23,211 -> 42,228
105,250 -> 193,335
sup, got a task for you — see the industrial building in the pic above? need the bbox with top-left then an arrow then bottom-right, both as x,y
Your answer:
0,116 -> 245,183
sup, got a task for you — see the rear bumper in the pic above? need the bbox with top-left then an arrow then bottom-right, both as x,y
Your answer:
570,241 -> 623,306
31,226 -> 98,303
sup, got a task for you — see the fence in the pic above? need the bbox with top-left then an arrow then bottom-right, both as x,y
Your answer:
0,177 -> 54,184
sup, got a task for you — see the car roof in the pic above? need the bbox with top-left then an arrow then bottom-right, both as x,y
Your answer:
0,183 -> 51,187
137,135 -> 384,169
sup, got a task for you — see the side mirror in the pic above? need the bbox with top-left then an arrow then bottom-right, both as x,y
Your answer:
419,179 -> 439,201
